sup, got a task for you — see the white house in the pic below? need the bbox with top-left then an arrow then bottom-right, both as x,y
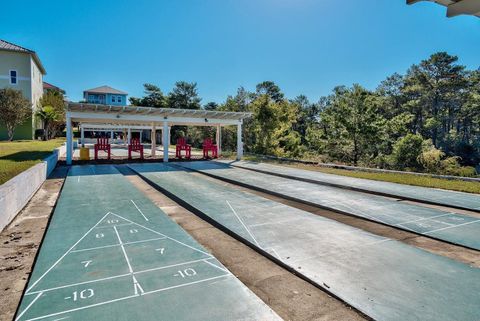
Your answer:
0,39 -> 46,140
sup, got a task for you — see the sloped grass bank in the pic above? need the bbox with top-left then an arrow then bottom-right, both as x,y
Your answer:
0,139 -> 65,185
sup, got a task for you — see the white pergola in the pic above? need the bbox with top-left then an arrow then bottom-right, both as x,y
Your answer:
65,102 -> 252,165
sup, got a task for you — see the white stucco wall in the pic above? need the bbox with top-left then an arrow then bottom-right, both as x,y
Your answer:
30,55 -> 44,109
0,144 -> 65,232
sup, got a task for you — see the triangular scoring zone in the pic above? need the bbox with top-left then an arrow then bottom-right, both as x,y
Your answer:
25,212 -> 213,295
17,211 -> 233,321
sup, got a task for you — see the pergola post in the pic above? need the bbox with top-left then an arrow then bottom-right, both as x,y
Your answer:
236,121 -> 243,160
168,126 -> 171,147
151,124 -> 156,157
163,121 -> 169,162
216,125 -> 222,156
127,128 -> 131,145
66,112 -> 73,165
80,126 -> 85,147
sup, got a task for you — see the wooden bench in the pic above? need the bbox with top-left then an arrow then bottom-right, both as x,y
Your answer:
176,137 -> 191,159
94,138 -> 111,160
203,138 -> 218,159
128,138 -> 144,160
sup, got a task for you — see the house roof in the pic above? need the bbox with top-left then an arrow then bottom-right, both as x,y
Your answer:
43,82 -> 65,93
84,85 -> 128,95
0,39 -> 47,75
407,0 -> 480,17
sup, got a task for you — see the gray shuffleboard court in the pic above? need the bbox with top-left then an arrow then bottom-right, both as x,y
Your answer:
222,160 -> 480,212
179,161 -> 480,251
129,162 -> 480,321
15,165 -> 281,321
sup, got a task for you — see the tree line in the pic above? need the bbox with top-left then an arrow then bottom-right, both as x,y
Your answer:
3,52 -> 475,176
130,52 -> 479,176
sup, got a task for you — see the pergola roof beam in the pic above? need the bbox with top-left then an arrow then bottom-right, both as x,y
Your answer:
67,102 -> 252,121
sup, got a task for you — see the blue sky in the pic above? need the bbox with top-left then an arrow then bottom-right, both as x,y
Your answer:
1,0 -> 479,103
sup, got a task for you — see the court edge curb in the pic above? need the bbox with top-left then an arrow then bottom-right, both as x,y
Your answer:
178,163 -> 480,253
127,164 -> 375,321
227,162 -> 480,214
12,166 -> 70,321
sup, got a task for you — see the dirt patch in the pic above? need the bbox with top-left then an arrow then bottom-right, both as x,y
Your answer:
0,166 -> 68,321
119,166 -> 367,321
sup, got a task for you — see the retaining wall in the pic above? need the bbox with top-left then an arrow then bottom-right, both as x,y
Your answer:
0,144 -> 66,232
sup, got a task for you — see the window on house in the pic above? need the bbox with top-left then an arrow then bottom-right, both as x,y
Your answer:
10,70 -> 17,85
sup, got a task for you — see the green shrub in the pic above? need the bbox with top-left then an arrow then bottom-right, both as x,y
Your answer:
390,134 -> 424,170
418,143 -> 444,174
440,156 -> 476,177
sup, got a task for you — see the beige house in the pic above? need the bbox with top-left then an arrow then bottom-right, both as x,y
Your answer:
0,39 -> 46,140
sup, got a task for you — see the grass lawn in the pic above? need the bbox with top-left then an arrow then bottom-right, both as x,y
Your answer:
242,156 -> 480,194
0,138 -> 65,185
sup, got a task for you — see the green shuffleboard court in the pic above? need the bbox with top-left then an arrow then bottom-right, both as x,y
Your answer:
129,162 -> 480,321
179,161 -> 480,251
222,160 -> 480,212
15,165 -> 281,321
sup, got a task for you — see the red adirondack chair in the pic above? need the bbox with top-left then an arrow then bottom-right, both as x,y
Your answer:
94,138 -> 111,160
128,138 -> 144,160
176,137 -> 191,159
203,138 -> 218,159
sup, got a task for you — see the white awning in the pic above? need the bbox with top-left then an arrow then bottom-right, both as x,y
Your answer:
67,102 -> 252,127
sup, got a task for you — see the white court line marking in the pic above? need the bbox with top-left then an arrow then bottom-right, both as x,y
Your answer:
249,217 -> 302,228
26,273 -> 131,295
431,220 -> 454,226
424,219 -> 480,234
70,237 -> 166,253
27,258 -> 212,295
269,248 -> 281,259
94,222 -> 134,229
15,292 -> 42,321
340,203 -> 392,225
394,213 -> 452,226
114,226 -> 133,273
131,200 -> 149,221
132,275 -> 145,295
226,201 -> 261,247
133,258 -> 209,275
203,259 -> 230,274
110,213 -> 213,258
25,213 -> 111,294
24,294 -> 138,321
24,275 -> 232,321
77,177 -> 80,183
52,317 -> 69,321
143,275 -> 232,296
